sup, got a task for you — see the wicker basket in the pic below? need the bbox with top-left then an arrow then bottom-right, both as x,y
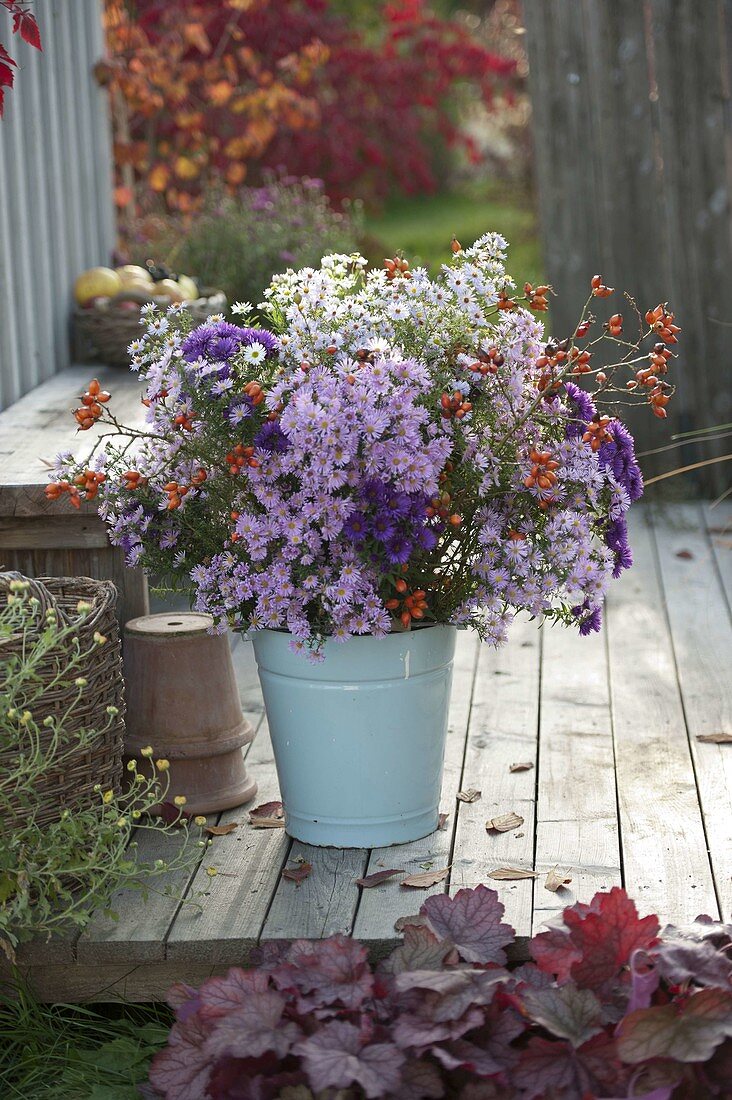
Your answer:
73,288 -> 228,367
0,573 -> 126,830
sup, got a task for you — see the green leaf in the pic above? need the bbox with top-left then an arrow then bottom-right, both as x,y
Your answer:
617,988 -> 732,1064
522,985 -> 604,1048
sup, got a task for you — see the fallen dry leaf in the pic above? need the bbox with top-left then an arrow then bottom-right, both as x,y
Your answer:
486,812 -> 524,833
457,788 -> 481,803
282,859 -> 312,885
696,733 -> 732,744
394,914 -> 429,933
509,761 -> 534,773
675,549 -> 694,560
438,812 -> 450,830
401,867 -> 450,889
204,822 -> 239,836
487,867 -> 539,881
249,801 -> 285,828
356,869 -> 404,888
544,866 -> 573,892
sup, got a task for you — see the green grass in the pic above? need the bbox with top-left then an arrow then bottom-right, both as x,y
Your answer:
364,182 -> 544,287
0,982 -> 170,1100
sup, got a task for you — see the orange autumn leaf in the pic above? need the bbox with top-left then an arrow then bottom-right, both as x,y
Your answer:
114,185 -> 133,207
174,155 -> 200,181
149,164 -> 169,191
183,21 -> 211,55
207,79 -> 233,107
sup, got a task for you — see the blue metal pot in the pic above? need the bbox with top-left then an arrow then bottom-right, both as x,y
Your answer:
251,625 -> 457,847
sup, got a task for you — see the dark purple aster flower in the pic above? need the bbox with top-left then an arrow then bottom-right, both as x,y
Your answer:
416,526 -> 438,551
383,491 -> 412,518
225,394 -> 255,427
605,516 -> 633,578
599,419 -> 644,502
371,514 -> 396,542
182,321 -> 279,364
386,535 -> 413,564
342,512 -> 369,544
210,335 -> 239,362
254,421 -> 290,453
563,381 -> 598,438
241,327 -> 279,358
359,478 -> 387,507
579,606 -> 603,635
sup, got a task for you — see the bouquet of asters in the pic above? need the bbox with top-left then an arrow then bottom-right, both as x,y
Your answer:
48,234 -> 678,655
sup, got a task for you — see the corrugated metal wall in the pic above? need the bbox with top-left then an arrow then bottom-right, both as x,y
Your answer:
0,0 -> 114,410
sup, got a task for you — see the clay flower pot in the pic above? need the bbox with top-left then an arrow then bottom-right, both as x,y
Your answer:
123,612 -> 256,814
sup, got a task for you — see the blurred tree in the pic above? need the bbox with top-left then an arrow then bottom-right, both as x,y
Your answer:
102,0 -> 516,217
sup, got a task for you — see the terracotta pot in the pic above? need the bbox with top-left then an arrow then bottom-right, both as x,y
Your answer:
122,612 -> 257,814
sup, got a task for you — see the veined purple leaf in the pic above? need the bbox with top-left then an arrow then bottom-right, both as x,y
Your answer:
294,1020 -> 405,1099
421,883 -> 515,964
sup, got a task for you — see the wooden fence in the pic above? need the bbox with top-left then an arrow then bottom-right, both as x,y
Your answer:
524,0 -> 732,491
0,0 -> 114,411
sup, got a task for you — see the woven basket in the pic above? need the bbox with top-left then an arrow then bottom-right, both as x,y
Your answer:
0,573 -> 126,830
73,288 -> 228,367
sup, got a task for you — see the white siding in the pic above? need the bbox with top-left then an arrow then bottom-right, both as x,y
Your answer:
0,0 -> 114,409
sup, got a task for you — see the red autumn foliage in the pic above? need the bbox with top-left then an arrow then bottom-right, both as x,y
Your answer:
146,885 -> 732,1099
103,0 -> 516,216
0,0 -> 41,117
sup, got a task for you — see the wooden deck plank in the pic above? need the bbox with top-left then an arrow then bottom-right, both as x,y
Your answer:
704,500 -> 732,610
532,626 -> 622,934
449,617 -> 541,958
165,715 -> 290,964
261,843 -> 368,942
6,962 -> 229,1005
606,508 -> 719,924
351,629 -> 479,954
651,503 -> 732,920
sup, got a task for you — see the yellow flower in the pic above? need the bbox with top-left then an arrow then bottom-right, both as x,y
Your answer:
116,817 -> 128,828
76,600 -> 92,614
173,795 -> 187,807
156,758 -> 170,771
141,746 -> 154,758
194,815 -> 207,827
19,710 -> 32,725
75,677 -> 87,687
102,790 -> 114,804
132,810 -> 141,820
126,760 -> 137,772
93,631 -> 107,645
205,866 -> 218,878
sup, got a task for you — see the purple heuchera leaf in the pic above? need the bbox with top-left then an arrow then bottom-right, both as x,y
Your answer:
397,1058 -> 445,1100
203,989 -> 301,1061
521,984 -> 604,1049
274,934 -> 374,1011
616,987 -> 732,1064
293,1020 -> 405,1098
198,967 -> 271,1018
380,924 -> 457,975
429,1037 -> 502,1076
148,1014 -> 213,1100
421,884 -> 515,964
651,919 -> 732,988
627,948 -> 660,1013
395,968 -> 506,1023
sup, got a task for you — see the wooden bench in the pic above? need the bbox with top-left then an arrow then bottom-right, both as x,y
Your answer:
0,365 -> 149,624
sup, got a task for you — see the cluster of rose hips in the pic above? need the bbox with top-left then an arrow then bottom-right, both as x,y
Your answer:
646,304 -> 680,344
123,470 -> 147,491
426,488 -> 462,529
496,289 -> 517,311
74,378 -> 111,430
173,411 -> 196,431
226,443 -> 258,474
440,389 -> 472,420
468,346 -> 504,375
524,282 -> 551,311
605,313 -> 623,338
45,468 -> 106,508
523,448 -> 560,491
243,380 -> 265,406
164,468 -> 206,510
582,414 -> 614,452
591,274 -> 614,298
385,577 -> 429,629
384,256 -> 411,280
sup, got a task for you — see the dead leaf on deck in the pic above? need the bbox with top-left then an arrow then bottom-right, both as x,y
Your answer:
457,788 -> 481,803
249,801 -> 285,828
401,867 -> 450,889
356,869 -> 404,888
675,549 -> 694,560
282,858 -> 312,885
204,822 -> 239,836
438,812 -> 450,830
486,812 -> 524,833
509,761 -> 534,773
544,866 -> 573,892
696,733 -> 732,744
487,867 -> 539,881
394,914 -> 429,933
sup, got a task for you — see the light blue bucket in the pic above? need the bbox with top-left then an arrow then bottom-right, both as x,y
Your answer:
251,625 -> 457,847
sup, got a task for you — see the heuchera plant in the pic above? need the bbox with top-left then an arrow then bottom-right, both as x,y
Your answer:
144,885 -> 732,1100
48,235 -> 679,654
